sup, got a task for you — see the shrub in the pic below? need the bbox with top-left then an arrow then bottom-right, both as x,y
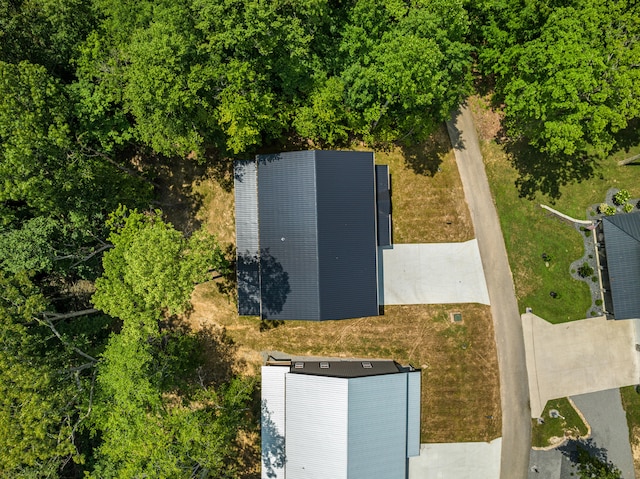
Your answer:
614,189 -> 631,205
623,203 -> 634,213
592,276 -> 598,282
599,203 -> 616,215
578,263 -> 594,278
595,299 -> 603,306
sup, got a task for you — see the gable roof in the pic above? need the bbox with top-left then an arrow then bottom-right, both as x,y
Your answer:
602,212 -> 640,319
234,150 -> 381,321
261,360 -> 421,479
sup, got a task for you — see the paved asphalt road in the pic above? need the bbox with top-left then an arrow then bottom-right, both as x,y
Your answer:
446,105 -> 532,479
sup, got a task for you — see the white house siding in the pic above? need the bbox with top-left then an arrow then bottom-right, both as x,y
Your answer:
285,374 -> 349,479
261,366 -> 289,479
406,371 -> 421,458
347,374 -> 409,479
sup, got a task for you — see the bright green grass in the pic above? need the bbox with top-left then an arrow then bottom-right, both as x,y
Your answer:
621,386 -> 640,445
483,138 -> 640,323
531,398 -> 589,448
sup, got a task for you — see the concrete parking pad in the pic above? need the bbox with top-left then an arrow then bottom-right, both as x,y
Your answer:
528,389 -> 636,479
572,389 -> 636,479
379,240 -> 490,306
522,313 -> 639,417
409,438 -> 502,479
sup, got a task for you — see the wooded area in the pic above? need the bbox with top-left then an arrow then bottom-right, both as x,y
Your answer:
0,0 -> 638,477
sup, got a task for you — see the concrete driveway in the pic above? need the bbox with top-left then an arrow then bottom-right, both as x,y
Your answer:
528,388 -> 635,479
523,312 -> 639,417
409,439 -> 502,479
379,240 -> 490,306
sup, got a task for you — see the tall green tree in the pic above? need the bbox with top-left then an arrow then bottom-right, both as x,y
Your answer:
0,0 -> 95,80
90,207 -> 252,478
93,206 -> 228,319
477,0 -> 640,179
0,271 -> 108,477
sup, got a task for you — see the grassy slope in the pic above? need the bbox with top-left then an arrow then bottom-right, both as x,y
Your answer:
188,127 -> 501,443
474,96 -> 640,323
531,397 -> 589,448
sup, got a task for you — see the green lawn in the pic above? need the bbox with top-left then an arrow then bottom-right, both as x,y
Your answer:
531,397 -> 589,448
620,386 -> 640,477
480,124 -> 640,323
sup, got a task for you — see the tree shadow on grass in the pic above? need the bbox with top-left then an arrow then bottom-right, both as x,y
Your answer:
612,118 -> 640,155
505,138 -> 596,200
399,128 -> 451,176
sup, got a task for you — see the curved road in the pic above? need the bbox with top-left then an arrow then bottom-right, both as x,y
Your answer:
446,105 -> 531,479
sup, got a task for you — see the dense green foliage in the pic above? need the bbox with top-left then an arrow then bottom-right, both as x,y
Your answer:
72,0 -> 473,157
2,0 -> 639,476
474,0 -> 640,195
574,444 -> 622,479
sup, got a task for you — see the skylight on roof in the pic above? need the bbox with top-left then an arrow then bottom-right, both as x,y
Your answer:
294,362 -> 304,369
319,362 -> 329,369
362,361 -> 372,369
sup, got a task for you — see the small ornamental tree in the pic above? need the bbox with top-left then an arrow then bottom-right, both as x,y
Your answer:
599,203 -> 616,216
613,189 -> 631,206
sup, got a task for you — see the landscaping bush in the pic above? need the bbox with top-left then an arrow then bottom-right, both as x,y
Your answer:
623,202 -> 634,213
599,203 -> 616,215
578,263 -> 594,278
595,299 -> 603,306
614,189 -> 631,205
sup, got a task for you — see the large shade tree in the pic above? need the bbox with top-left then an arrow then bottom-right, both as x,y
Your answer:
476,0 -> 640,195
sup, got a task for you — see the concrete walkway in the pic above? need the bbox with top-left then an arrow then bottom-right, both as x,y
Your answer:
410,439 -> 502,479
522,312 -> 639,418
379,240 -> 490,306
447,105 -> 531,479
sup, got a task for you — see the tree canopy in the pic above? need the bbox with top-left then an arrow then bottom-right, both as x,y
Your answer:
475,0 -> 640,195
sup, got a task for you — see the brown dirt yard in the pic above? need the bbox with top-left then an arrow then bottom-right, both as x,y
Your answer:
182,126 -> 501,443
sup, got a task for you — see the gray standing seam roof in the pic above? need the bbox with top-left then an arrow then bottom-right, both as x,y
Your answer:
235,150 -> 381,321
602,212 -> 640,319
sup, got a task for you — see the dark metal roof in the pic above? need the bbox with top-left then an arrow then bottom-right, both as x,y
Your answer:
602,212 -> 640,319
375,165 -> 392,247
287,360 -> 413,378
234,150 -> 381,321
234,160 -> 260,316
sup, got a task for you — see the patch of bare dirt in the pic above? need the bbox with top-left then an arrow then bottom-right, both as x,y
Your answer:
468,95 -> 505,143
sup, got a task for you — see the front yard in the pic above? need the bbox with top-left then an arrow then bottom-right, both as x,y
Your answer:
472,96 -> 640,323
186,129 -> 501,443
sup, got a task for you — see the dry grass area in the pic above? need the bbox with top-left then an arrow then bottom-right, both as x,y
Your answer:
631,429 -> 640,478
377,125 -> 474,243
180,129 -> 500,444
467,94 -> 505,143
189,285 -> 501,443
